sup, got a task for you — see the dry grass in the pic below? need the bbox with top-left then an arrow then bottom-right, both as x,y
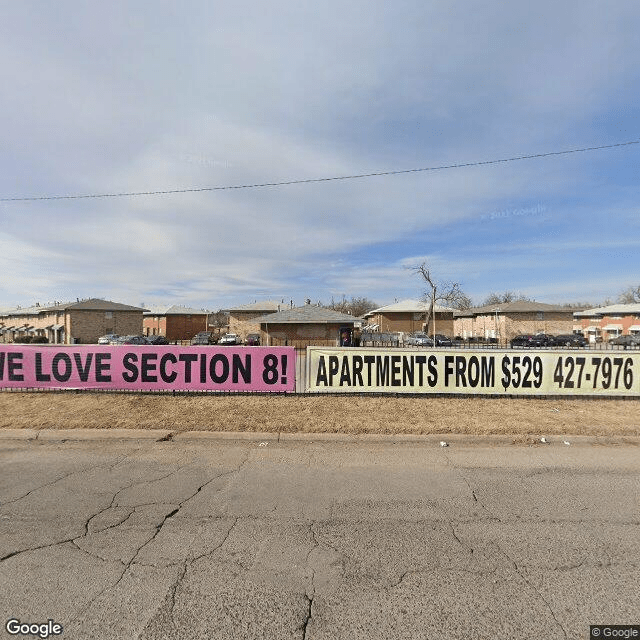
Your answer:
1,392 -> 639,436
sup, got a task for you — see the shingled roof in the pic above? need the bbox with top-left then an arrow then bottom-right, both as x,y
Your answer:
2,298 -> 148,316
144,305 -> 209,316
454,301 -> 574,318
253,305 -> 360,324
366,298 -> 455,315
223,300 -> 284,313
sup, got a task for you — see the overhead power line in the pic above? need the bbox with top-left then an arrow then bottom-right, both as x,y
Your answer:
1,139 -> 638,203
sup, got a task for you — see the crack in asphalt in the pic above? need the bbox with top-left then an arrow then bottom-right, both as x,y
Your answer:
0,454 -> 129,506
440,451 -> 570,640
66,451 -> 251,633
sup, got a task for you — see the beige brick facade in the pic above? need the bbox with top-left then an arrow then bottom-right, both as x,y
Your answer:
0,299 -> 145,344
229,310 -> 278,341
262,323 -> 347,347
368,310 -> 454,336
454,305 -> 575,343
68,310 -> 142,344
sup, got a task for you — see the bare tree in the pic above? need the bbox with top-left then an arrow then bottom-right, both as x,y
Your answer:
413,263 -> 470,339
619,285 -> 640,304
325,295 -> 378,318
207,310 -> 229,335
481,291 -> 531,306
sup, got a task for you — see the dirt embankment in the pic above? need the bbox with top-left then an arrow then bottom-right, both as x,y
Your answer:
1,392 -> 639,436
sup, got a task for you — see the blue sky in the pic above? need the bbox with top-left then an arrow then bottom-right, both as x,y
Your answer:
1,1 -> 638,311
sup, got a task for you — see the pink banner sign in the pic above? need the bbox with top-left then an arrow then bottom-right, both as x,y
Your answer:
0,346 -> 296,392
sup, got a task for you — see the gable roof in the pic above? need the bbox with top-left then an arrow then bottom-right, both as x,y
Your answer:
253,305 -> 360,325
223,300 -> 285,313
1,298 -> 147,316
455,300 -> 574,318
367,298 -> 455,315
573,303 -> 640,317
144,305 -> 209,316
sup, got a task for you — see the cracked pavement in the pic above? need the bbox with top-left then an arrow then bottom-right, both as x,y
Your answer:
0,436 -> 638,639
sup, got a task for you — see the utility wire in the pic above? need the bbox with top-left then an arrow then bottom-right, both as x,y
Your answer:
1,139 -> 638,202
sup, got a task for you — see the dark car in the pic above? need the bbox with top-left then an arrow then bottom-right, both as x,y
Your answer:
510,334 -> 553,348
119,335 -> 149,345
551,334 -> 587,347
190,332 -> 217,346
245,333 -> 261,346
433,334 -> 453,347
145,335 -> 170,345
609,334 -> 640,348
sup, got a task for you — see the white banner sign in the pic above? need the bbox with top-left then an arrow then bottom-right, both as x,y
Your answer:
306,348 -> 640,396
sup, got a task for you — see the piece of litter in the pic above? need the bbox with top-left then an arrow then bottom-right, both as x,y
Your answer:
258,442 -> 268,447
549,408 -> 560,412
540,437 -> 549,444
440,441 -> 449,447
563,440 -> 571,446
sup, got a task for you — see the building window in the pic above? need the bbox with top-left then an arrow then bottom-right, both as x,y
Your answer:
105,312 -> 113,319
536,312 -> 544,320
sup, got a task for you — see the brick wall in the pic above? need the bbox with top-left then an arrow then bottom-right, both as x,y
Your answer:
229,310 -> 279,341
143,316 -> 167,337
503,312 -> 573,341
68,310 -> 143,344
143,314 -> 207,341
261,323 -> 352,347
370,311 -> 454,336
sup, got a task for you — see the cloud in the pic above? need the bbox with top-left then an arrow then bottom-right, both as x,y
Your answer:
1,1 -> 639,309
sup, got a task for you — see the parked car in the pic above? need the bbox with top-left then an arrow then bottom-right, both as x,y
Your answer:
405,332 -> 433,347
245,333 -> 261,346
218,333 -> 242,345
433,334 -> 453,347
510,334 -> 553,348
145,335 -> 170,345
118,335 -> 149,345
550,334 -> 588,347
609,334 -> 640,348
98,334 -> 119,345
190,332 -> 217,345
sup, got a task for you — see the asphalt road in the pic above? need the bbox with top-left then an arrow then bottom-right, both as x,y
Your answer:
0,432 -> 638,640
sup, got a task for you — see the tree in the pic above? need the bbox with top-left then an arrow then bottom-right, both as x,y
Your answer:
207,310 -> 229,334
619,285 -> 640,304
481,291 -> 531,306
325,296 -> 378,318
413,263 -> 471,339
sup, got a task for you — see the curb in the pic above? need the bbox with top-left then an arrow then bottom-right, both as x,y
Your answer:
1,428 -> 637,446
37,428 -> 173,441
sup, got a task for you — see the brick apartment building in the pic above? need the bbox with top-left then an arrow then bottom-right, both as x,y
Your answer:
363,299 -> 455,336
252,304 -> 360,347
573,303 -> 640,343
454,301 -> 576,343
223,300 -> 285,342
0,299 -> 146,344
143,305 -> 209,341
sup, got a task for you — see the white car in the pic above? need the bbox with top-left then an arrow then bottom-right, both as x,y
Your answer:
98,334 -> 119,345
218,333 -> 241,345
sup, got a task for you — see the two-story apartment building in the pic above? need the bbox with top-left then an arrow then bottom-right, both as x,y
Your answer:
143,305 -> 209,341
574,304 -> 640,343
454,301 -> 576,343
0,299 -> 147,344
363,299 -> 455,336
